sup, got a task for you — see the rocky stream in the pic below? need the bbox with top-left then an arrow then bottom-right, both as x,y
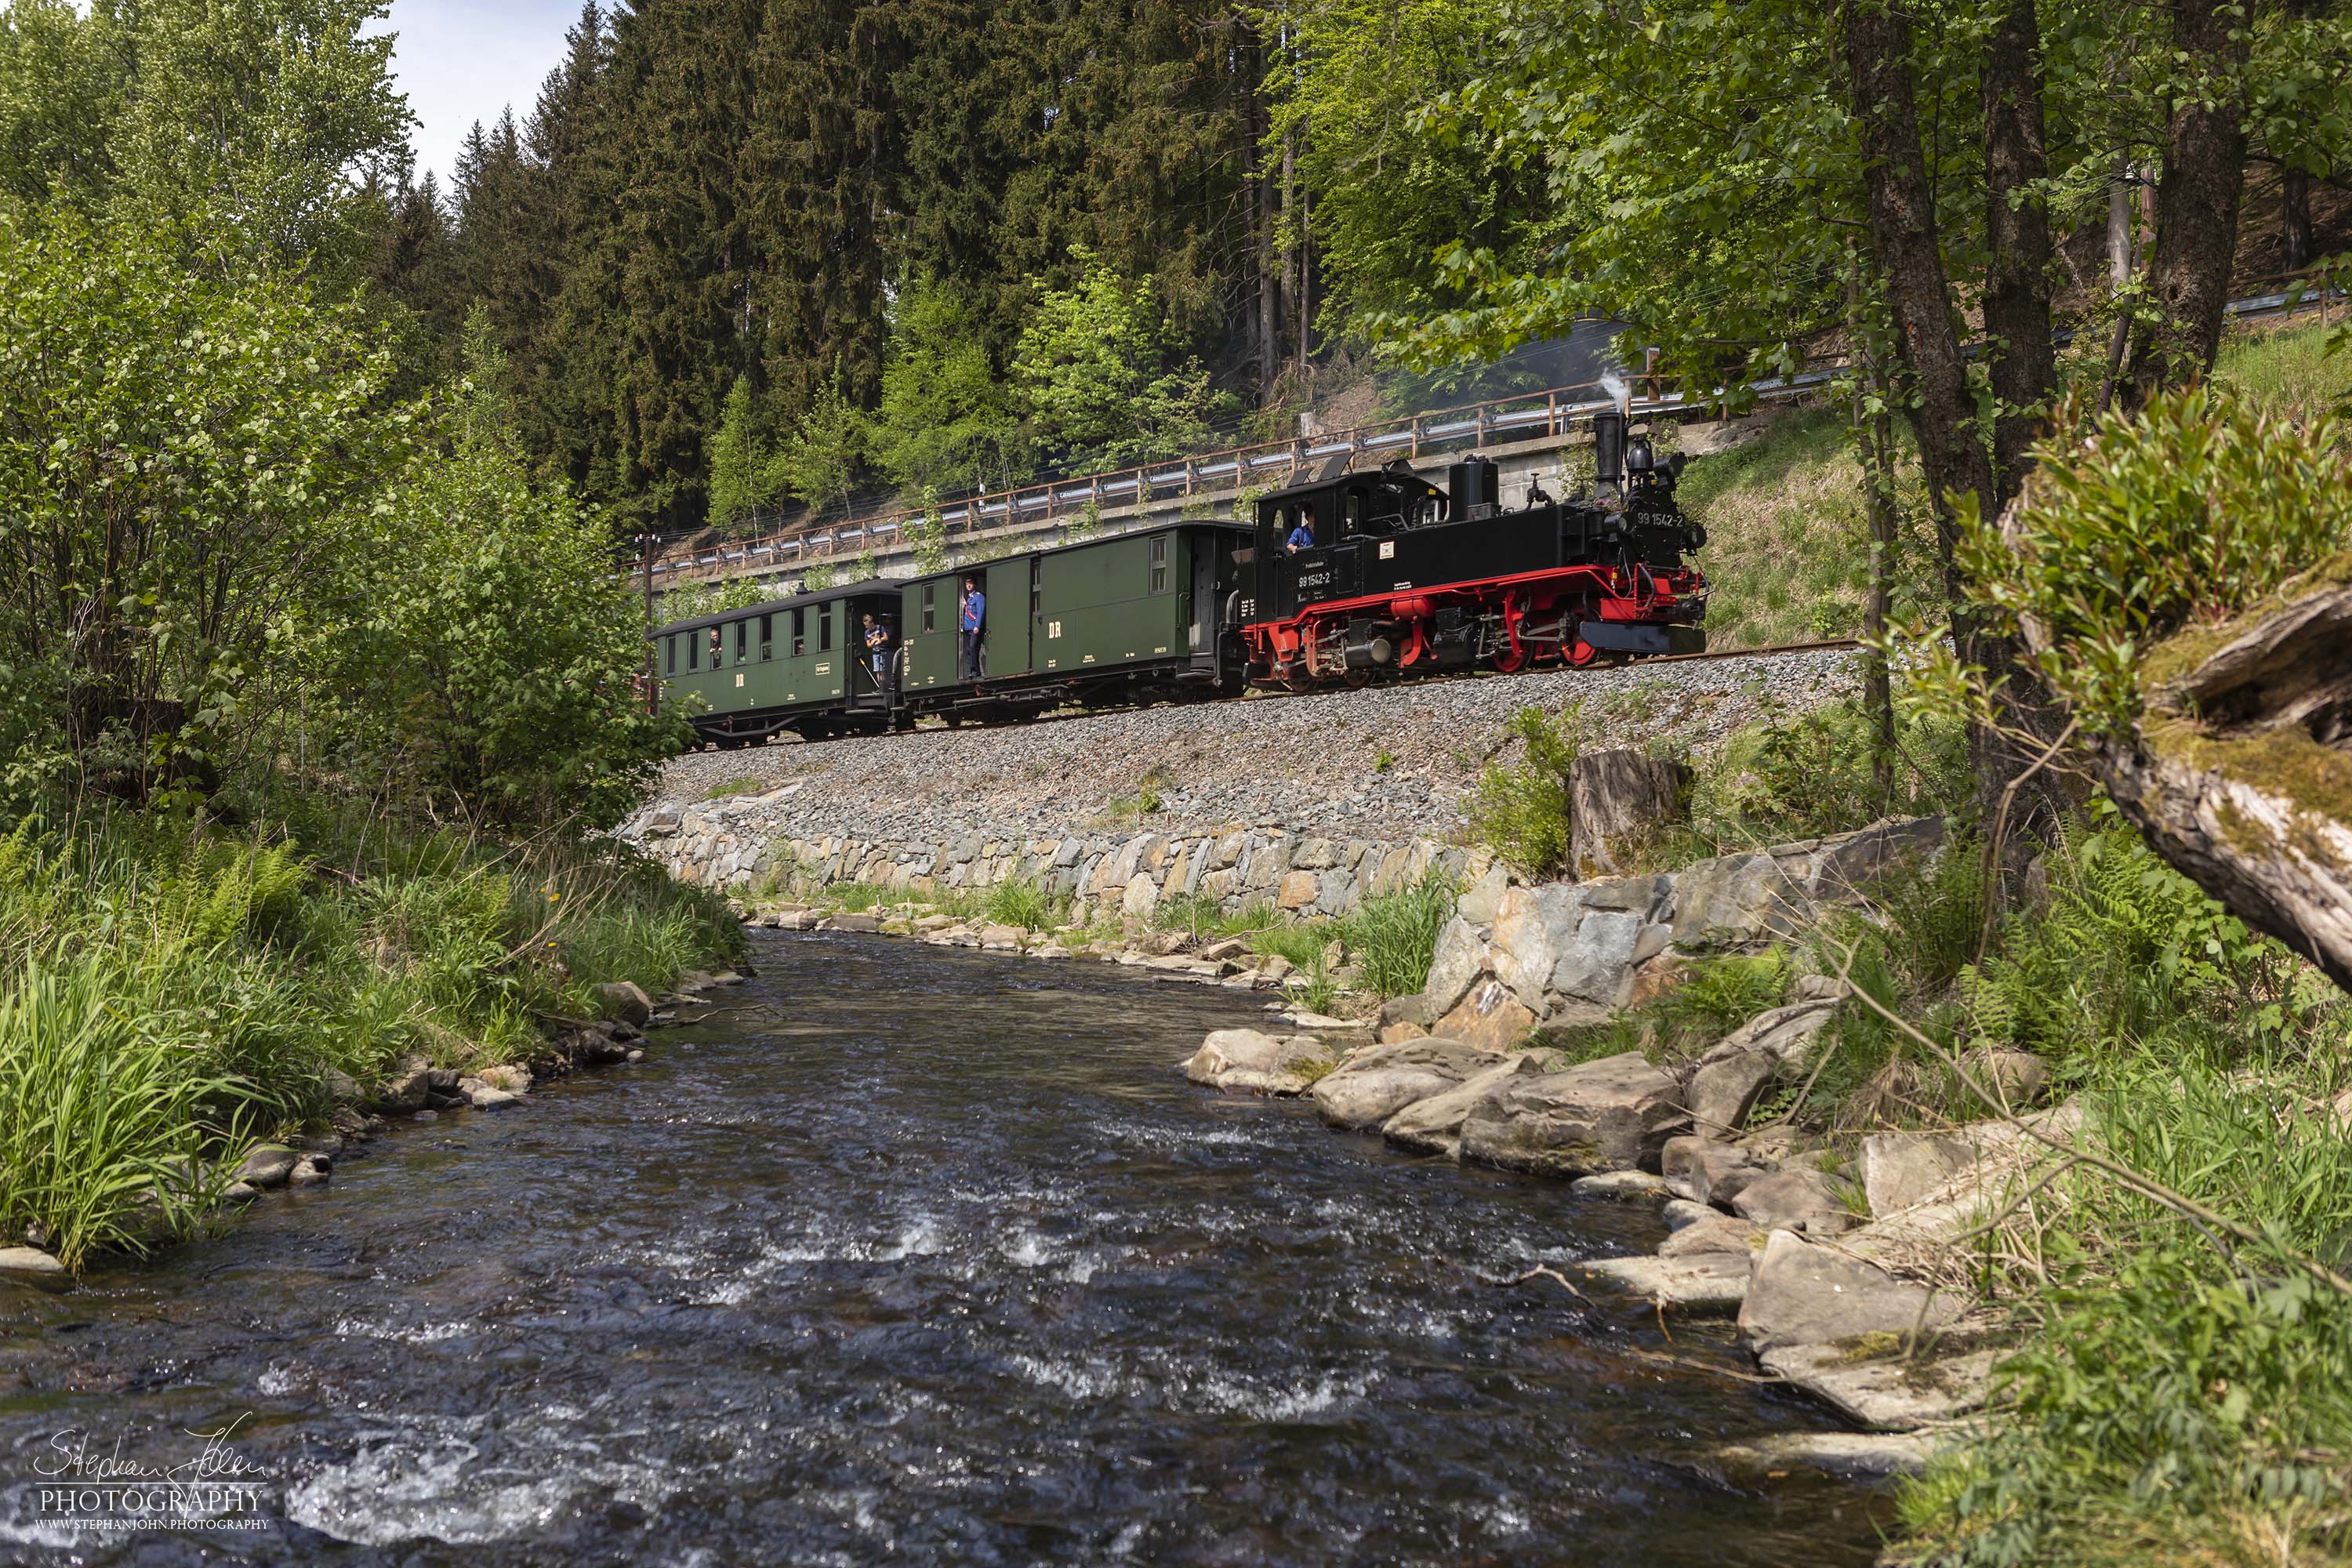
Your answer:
0,930 -> 1888,1565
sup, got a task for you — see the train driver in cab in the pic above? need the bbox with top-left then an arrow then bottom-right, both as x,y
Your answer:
1285,503 -> 1317,555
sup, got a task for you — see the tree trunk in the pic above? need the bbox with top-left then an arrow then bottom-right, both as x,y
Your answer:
1846,0 -> 2060,831
1283,117 -> 1301,376
1979,0 -> 2055,506
1855,378 -> 1901,807
2125,0 -> 2249,398
1847,274 -> 1902,805
2096,157 -> 2137,414
2284,167 -> 2315,275
1842,0 -> 1994,608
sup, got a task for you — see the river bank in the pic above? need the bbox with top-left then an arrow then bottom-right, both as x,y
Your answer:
0,802 -> 746,1282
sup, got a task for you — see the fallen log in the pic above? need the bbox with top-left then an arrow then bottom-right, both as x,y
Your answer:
2011,546 -> 2352,993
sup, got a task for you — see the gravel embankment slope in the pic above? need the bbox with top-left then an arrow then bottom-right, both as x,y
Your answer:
653,648 -> 1860,846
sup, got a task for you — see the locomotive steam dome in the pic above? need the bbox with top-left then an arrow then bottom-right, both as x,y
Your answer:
1625,435 -> 1655,473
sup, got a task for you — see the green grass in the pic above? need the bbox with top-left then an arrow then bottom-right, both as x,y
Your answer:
0,800 -> 740,1269
1540,950 -> 1791,1067
1340,872 -> 1460,998
1249,920 -> 1331,971
980,877 -> 1062,931
1674,407 -> 1943,650
702,775 -> 767,800
2215,318 -> 2346,423
1152,892 -> 1281,941
0,957 -> 247,1269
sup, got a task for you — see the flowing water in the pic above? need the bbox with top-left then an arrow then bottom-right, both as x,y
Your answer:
0,932 -> 1886,1565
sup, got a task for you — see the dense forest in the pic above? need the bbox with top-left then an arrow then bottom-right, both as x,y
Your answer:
374,0 -> 1375,534
372,0 -> 2350,543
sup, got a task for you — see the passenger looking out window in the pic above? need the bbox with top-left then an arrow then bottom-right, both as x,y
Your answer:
959,576 -> 986,681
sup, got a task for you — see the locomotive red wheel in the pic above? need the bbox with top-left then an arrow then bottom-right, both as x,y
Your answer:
1566,638 -> 1597,667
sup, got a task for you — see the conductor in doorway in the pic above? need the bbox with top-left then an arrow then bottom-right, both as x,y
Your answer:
959,575 -> 986,681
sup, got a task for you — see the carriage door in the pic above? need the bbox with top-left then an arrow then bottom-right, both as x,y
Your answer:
985,558 -> 1033,677
1189,534 -> 1214,651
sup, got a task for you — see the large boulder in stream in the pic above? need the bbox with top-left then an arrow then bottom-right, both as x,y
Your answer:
1310,1036 -> 1508,1130
1459,1052 -> 1686,1177
1382,1054 -> 1548,1158
1184,1029 -> 1338,1096
594,981 -> 655,1027
1737,1229 -> 1962,1352
0,1247 -> 70,1293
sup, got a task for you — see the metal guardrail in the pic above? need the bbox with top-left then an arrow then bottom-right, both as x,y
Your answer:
649,278 -> 2346,584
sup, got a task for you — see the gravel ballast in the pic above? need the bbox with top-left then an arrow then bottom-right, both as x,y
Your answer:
654,648 -> 1860,848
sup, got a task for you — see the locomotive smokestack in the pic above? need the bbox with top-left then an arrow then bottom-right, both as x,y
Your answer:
1592,408 -> 1626,490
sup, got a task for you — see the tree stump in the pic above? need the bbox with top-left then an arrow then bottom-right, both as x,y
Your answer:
1569,749 -> 1694,880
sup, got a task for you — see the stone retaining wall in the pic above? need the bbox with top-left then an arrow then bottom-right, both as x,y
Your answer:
621,802 -> 1494,922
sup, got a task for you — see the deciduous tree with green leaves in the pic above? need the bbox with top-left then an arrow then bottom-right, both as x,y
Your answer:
1012,246 -> 1232,470
343,327 -> 687,828
0,211 -> 410,804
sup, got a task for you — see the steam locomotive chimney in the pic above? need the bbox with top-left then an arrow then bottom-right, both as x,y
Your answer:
1593,408 -> 1626,491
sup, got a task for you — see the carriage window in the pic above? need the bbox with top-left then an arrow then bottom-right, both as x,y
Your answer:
1029,557 -> 1042,616
1344,492 -> 1362,537
734,620 -> 748,662
1149,535 -> 1169,594
921,584 -> 936,633
759,614 -> 773,661
819,604 -> 833,652
688,630 -> 700,670
664,634 -> 677,675
792,607 -> 805,657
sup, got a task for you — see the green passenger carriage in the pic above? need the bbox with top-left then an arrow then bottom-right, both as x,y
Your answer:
658,523 -> 1254,746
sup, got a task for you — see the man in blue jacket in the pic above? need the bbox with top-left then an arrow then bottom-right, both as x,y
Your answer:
959,575 -> 985,681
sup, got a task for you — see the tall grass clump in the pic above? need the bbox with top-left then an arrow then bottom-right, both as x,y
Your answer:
1690,698 -> 1972,851
0,959 -> 248,1267
1249,920 -> 1331,972
1468,705 -> 1579,877
982,877 -> 1062,931
1338,871 -> 1459,997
